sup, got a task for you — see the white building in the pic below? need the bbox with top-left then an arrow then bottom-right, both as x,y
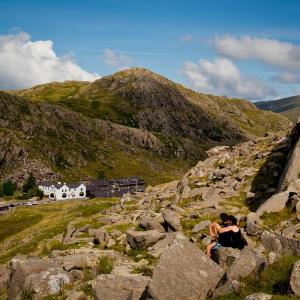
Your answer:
38,182 -> 87,200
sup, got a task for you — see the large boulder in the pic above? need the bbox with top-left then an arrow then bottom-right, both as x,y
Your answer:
256,191 -> 289,216
140,217 -> 165,233
126,230 -> 165,250
92,228 -> 110,245
8,257 -> 59,300
146,233 -> 225,300
91,274 -> 150,300
227,248 -> 267,281
24,267 -> 74,300
290,260 -> 300,296
162,209 -> 182,231
216,247 -> 241,269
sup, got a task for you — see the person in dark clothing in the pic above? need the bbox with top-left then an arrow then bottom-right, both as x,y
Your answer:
206,215 -> 246,257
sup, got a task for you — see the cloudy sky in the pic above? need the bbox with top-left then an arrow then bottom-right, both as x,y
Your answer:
0,0 -> 299,100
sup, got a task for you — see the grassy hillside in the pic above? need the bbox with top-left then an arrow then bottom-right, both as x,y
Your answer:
256,95 -> 300,122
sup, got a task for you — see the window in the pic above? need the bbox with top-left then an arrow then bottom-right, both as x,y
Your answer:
62,193 -> 67,198
79,192 -> 84,197
50,193 -> 55,198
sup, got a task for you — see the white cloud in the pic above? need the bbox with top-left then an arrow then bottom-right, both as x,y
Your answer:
213,35 -> 300,70
0,32 -> 99,89
273,72 -> 300,83
181,34 -> 193,42
101,49 -> 133,69
181,57 -> 277,100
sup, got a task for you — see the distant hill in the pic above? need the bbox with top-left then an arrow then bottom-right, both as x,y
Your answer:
255,95 -> 300,122
2,67 -> 290,185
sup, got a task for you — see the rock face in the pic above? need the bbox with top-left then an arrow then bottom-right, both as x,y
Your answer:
146,234 -> 225,300
126,230 -> 165,250
140,217 -> 165,233
256,191 -> 289,216
290,260 -> 300,296
91,274 -> 150,300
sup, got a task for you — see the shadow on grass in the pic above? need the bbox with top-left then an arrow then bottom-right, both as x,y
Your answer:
247,123 -> 300,212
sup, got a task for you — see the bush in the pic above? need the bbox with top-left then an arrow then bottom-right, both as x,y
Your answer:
96,256 -> 113,274
3,181 -> 16,196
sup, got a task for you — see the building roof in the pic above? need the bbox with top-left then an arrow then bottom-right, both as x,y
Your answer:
39,182 -> 83,189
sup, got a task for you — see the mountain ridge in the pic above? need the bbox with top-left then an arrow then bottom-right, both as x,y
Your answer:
2,67 -> 290,185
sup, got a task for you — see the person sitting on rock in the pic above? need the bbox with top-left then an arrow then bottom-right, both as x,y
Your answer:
206,213 -> 229,258
206,215 -> 245,258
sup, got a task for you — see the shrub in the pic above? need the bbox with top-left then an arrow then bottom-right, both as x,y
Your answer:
96,256 -> 113,274
3,181 -> 16,196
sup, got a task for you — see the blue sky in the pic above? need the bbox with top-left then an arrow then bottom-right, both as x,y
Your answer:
0,0 -> 300,100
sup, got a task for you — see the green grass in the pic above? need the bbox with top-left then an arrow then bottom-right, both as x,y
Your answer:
261,208 -> 295,228
0,210 -> 43,243
239,255 -> 299,297
96,256 -> 114,274
0,198 -> 118,263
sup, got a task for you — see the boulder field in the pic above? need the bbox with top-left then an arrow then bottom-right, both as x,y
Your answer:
2,130 -> 300,299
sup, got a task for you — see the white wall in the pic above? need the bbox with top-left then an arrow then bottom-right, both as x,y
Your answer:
39,184 -> 87,200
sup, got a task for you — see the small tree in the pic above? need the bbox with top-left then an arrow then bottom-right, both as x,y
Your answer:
3,181 -> 16,196
22,173 -> 36,194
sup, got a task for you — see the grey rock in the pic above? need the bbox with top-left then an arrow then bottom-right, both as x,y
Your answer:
246,212 -> 263,237
62,254 -> 93,271
91,274 -> 150,300
162,209 -> 182,231
282,223 -> 300,238
126,230 -> 165,250
8,257 -> 59,300
261,231 -> 282,253
290,260 -> 300,296
147,233 -> 225,300
24,267 -> 74,299
140,217 -> 165,233
227,247 -> 267,280
256,191 -> 289,216
216,247 -> 241,269
192,220 -> 210,233
244,293 -> 272,300
147,232 -> 178,258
